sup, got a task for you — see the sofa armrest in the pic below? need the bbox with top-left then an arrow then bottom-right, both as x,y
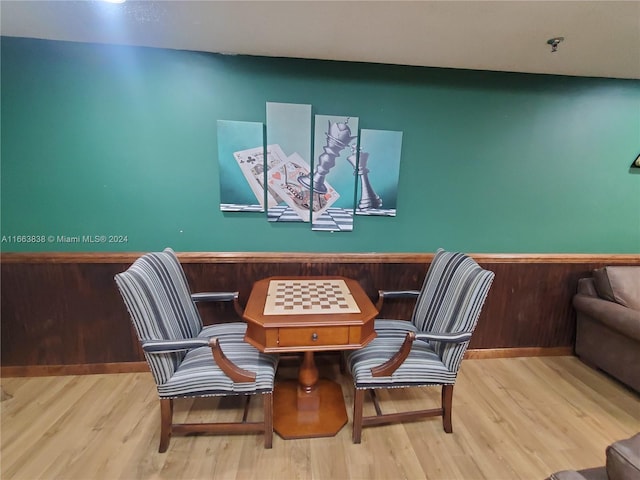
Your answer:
607,433 -> 640,480
573,294 -> 640,342
547,467 -> 608,480
547,471 -> 589,480
577,277 -> 598,297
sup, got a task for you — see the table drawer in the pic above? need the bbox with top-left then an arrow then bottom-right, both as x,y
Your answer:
278,326 -> 350,347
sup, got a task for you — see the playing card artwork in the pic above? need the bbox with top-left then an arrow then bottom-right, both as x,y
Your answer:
267,152 -> 339,222
233,144 -> 287,209
266,102 -> 313,222
217,120 -> 266,212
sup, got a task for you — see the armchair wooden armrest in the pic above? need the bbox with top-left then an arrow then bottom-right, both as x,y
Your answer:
371,332 -> 416,377
142,338 -> 256,383
376,289 -> 420,311
368,330 -> 473,378
208,338 -> 256,383
191,291 -> 244,317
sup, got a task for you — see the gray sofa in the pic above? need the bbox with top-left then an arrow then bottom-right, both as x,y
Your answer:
548,433 -> 640,480
573,266 -> 640,392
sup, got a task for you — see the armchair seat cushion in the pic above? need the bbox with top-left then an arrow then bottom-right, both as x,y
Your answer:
158,344 -> 277,398
158,326 -> 278,398
346,335 -> 456,388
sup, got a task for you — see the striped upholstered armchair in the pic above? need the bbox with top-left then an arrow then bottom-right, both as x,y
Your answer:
115,248 -> 278,451
344,249 -> 494,443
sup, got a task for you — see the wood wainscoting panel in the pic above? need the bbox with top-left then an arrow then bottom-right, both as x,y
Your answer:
0,262 -> 141,366
1,252 -> 638,375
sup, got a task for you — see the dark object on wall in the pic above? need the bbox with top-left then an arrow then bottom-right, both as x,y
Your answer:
547,36 -> 565,53
631,153 -> 640,168
573,266 -> 640,392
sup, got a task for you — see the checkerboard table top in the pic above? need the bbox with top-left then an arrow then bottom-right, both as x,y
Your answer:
263,279 -> 361,315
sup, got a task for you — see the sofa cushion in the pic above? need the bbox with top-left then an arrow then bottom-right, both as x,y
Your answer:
606,433 -> 640,480
593,266 -> 640,311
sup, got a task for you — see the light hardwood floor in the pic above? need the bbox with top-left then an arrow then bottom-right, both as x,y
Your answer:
2,356 -> 639,480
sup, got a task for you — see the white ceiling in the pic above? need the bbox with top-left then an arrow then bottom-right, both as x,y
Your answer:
1,0 -> 639,79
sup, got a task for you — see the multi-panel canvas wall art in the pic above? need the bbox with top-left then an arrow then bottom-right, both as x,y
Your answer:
217,104 -> 403,232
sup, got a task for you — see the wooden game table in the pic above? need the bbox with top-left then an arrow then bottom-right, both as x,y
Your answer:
243,276 -> 378,439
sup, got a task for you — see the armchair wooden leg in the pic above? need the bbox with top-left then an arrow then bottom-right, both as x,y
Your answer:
159,398 -> 173,453
263,393 -> 273,449
352,388 -> 365,444
442,384 -> 453,433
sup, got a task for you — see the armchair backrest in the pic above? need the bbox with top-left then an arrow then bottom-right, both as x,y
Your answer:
411,249 -> 494,372
115,248 -> 204,385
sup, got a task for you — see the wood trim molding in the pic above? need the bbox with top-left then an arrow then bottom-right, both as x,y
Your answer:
0,362 -> 149,378
0,349 -> 574,377
2,251 -> 639,264
465,347 -> 573,359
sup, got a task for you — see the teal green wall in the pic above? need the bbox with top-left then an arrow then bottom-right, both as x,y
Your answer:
2,37 -> 639,253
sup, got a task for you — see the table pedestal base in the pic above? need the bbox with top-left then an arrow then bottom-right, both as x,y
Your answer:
273,379 -> 348,439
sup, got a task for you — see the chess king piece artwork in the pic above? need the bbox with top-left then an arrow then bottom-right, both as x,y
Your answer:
302,116 -> 360,232
299,119 -> 356,195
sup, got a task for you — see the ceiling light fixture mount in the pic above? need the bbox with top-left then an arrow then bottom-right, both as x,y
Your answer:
547,37 -> 565,53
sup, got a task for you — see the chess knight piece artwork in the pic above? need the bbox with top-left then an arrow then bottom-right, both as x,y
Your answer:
346,146 -> 382,210
353,129 -> 403,217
